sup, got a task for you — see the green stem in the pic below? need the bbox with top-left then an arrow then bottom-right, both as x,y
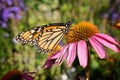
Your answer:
85,43 -> 91,80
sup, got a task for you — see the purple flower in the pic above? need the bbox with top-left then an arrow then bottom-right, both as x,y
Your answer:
110,12 -> 119,23
0,0 -> 25,28
102,13 -> 108,19
3,7 -> 21,21
2,0 -> 12,6
0,21 -> 7,28
109,0 -> 120,24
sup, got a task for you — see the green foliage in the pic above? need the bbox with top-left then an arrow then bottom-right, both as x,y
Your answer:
0,0 -> 120,80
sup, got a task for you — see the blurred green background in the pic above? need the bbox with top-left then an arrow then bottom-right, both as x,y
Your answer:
0,0 -> 120,80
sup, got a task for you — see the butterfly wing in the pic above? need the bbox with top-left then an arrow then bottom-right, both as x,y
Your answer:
35,25 -> 66,53
16,20 -> 72,53
16,26 -> 45,45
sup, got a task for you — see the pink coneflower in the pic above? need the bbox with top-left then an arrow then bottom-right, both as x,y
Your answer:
1,70 -> 36,80
43,22 -> 120,69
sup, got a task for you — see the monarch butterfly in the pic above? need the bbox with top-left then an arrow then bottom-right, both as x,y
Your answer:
16,20 -> 72,53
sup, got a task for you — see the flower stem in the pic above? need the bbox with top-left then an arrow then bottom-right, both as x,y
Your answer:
85,45 -> 91,80
85,68 -> 90,80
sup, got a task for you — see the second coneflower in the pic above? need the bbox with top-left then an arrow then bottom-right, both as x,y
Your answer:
1,70 -> 36,80
43,21 -> 120,68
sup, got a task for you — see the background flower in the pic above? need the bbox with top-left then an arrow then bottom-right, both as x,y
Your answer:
1,70 -> 36,80
0,0 -> 25,28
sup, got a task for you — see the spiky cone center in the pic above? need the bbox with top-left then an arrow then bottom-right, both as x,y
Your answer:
65,22 -> 98,43
1,70 -> 22,80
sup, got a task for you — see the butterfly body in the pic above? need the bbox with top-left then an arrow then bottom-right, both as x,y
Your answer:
16,20 -> 72,53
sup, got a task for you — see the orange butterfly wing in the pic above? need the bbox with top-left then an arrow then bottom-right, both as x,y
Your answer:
16,26 -> 46,45
35,25 -> 66,53
16,20 -> 72,53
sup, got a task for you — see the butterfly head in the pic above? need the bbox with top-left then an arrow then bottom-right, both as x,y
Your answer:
65,19 -> 72,33
66,19 -> 72,26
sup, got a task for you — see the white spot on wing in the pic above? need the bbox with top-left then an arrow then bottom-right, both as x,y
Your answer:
20,32 -> 24,36
37,28 -> 42,32
31,30 -> 35,33
29,35 -> 33,38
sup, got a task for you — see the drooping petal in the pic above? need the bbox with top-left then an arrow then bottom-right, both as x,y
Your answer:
55,46 -> 69,65
77,40 -> 88,68
95,33 -> 119,45
22,72 -> 36,79
93,36 -> 120,52
55,51 -> 68,65
52,45 -> 68,59
51,51 -> 61,59
67,43 -> 76,67
41,59 -> 53,69
54,45 -> 69,65
22,73 -> 34,80
89,37 -> 106,59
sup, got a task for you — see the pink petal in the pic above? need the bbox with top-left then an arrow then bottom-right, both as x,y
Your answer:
93,36 -> 120,52
51,51 -> 61,59
52,45 -> 68,59
54,45 -> 69,65
67,43 -> 76,67
89,37 -> 106,59
77,40 -> 88,68
95,33 -> 119,45
55,51 -> 68,65
41,59 -> 53,69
